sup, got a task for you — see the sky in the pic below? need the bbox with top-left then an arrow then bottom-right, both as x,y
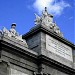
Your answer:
0,0 -> 74,44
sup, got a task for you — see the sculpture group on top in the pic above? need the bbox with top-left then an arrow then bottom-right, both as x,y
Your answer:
0,23 -> 28,48
34,7 -> 63,37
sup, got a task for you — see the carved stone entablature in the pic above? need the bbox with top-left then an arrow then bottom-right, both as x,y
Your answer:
34,7 -> 63,37
0,23 -> 28,48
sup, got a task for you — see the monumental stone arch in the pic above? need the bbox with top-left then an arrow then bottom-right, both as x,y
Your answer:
0,7 -> 75,75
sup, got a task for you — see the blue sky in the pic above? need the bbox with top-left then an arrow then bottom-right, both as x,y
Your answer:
0,0 -> 74,44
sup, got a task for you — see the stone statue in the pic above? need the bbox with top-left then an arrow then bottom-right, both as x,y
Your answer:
34,7 -> 53,27
9,23 -> 18,37
34,7 -> 53,26
41,7 -> 49,25
34,13 -> 41,25
34,7 -> 63,37
42,7 -> 48,17
2,27 -> 9,34
53,22 -> 63,36
2,23 -> 28,47
53,22 -> 60,34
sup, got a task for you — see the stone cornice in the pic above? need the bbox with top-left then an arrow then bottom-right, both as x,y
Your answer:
0,36 -> 38,60
38,55 -> 75,75
23,25 -> 75,49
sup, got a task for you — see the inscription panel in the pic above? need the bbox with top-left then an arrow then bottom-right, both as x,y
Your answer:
46,34 -> 73,61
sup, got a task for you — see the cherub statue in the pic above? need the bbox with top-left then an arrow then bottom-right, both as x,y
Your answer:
2,27 -> 10,35
53,22 -> 63,37
53,22 -> 61,34
34,13 -> 41,25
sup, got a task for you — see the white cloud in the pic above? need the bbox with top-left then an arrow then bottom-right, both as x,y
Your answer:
33,0 -> 70,16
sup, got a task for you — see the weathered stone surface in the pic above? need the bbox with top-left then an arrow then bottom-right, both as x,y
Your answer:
23,25 -> 75,74
26,32 -> 41,53
41,64 -> 68,75
9,65 -> 33,75
0,7 -> 75,75
0,61 -> 9,75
